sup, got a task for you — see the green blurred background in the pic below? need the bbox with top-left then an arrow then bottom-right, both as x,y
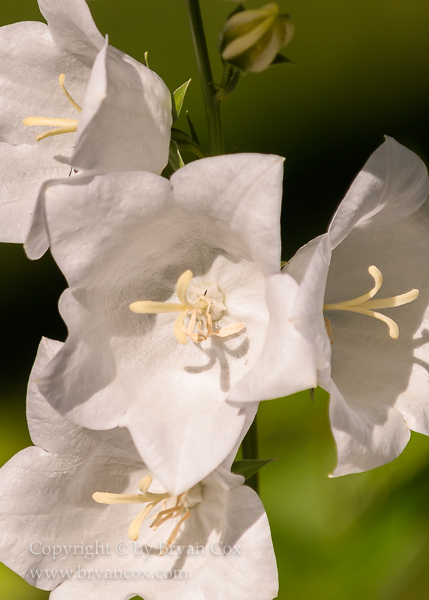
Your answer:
1,0 -> 429,598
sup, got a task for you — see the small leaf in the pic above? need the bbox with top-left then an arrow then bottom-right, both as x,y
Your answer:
171,128 -> 208,159
168,139 -> 184,171
143,51 -> 149,69
172,79 -> 191,124
186,111 -> 200,145
271,53 -> 295,66
232,458 -> 277,480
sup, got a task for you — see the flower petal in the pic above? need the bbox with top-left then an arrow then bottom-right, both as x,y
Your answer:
228,271 -> 318,402
0,144 -> 70,243
328,137 -> 429,248
37,0 -> 105,59
171,153 -> 284,276
287,234 -> 332,378
329,379 -> 411,476
72,40 -> 172,174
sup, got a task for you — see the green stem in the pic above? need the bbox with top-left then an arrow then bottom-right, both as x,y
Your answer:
242,416 -> 260,495
186,0 -> 224,156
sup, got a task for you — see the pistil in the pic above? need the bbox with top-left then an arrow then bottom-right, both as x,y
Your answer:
130,269 -> 244,344
93,475 -> 193,551
323,265 -> 419,339
23,74 -> 81,141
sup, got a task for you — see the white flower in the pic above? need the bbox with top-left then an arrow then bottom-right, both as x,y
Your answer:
25,153 -> 317,494
0,337 -> 278,600
285,137 -> 429,475
0,0 -> 172,243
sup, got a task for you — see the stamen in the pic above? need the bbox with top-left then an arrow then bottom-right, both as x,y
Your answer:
138,474 -> 153,494
324,265 -> 419,339
92,492 -> 151,504
93,477 -> 196,548
58,74 -> 82,113
130,301 -> 186,314
151,504 -> 183,530
130,270 -> 244,344
176,270 -> 193,305
22,118 -> 79,141
128,502 -> 160,542
23,74 -> 81,141
163,509 -> 190,553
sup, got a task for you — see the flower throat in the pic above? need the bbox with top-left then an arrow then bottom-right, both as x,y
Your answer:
130,269 -> 244,345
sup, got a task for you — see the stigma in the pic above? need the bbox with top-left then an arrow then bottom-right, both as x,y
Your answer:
323,265 -> 419,339
93,475 -> 201,551
130,269 -> 245,345
23,74 -> 80,141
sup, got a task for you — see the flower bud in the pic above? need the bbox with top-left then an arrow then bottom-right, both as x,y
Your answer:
220,2 -> 294,73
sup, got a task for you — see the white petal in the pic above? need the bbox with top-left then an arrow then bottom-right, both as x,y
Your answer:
122,389 -> 248,496
228,271 -> 318,402
0,144 -> 70,243
38,0 -> 104,59
328,380 -> 410,476
176,485 -> 278,600
328,137 -> 429,248
26,175 -> 83,259
72,41 -> 172,174
171,153 -> 284,276
287,234 -> 332,375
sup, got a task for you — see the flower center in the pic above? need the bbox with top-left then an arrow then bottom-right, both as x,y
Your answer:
323,265 -> 419,339
93,475 -> 202,551
23,74 -> 81,141
130,269 -> 245,345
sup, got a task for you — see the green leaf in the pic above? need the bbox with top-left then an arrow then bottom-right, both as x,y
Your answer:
143,51 -> 149,69
171,128 -> 208,159
186,111 -> 200,144
168,139 -> 185,171
309,388 -> 315,402
231,458 -> 277,480
271,53 -> 295,66
172,79 -> 191,124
